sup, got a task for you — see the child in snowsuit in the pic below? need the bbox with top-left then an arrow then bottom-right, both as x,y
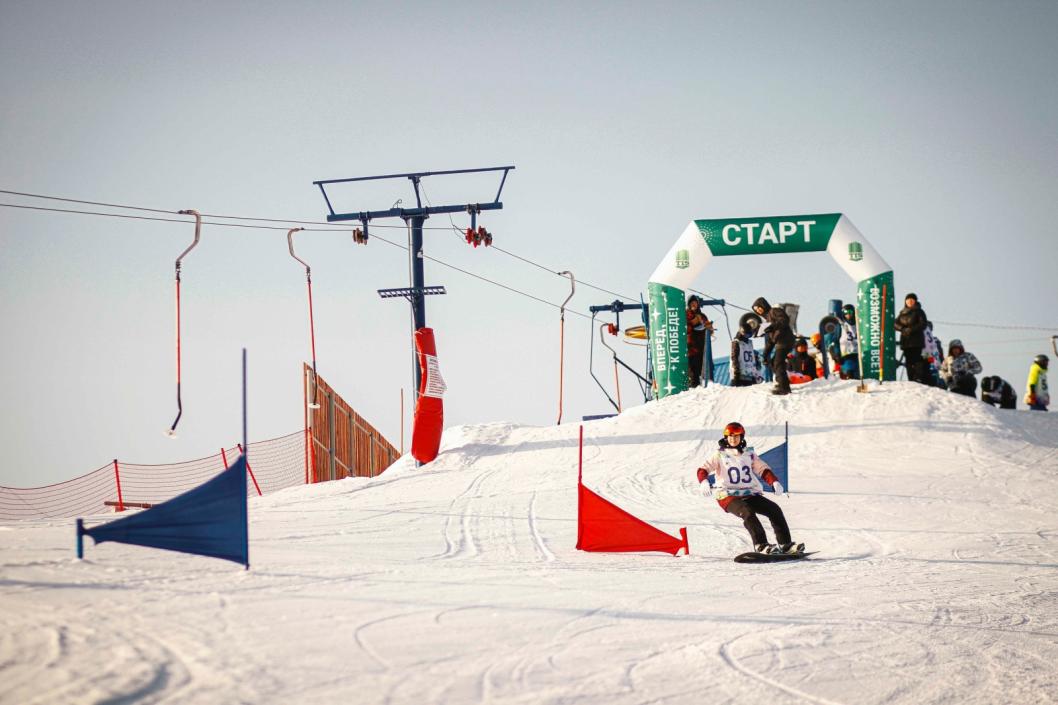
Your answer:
696,422 -> 802,554
1026,354 -> 1050,411
940,339 -> 982,397
981,376 -> 1017,409
922,322 -> 944,388
830,304 -> 860,380
789,337 -> 818,378
809,333 -> 828,378
730,328 -> 763,387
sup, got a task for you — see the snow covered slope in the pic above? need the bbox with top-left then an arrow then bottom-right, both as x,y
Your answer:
2,380 -> 1058,704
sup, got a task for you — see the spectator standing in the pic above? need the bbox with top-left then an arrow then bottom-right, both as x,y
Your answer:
981,376 -> 1017,409
730,327 -> 764,387
686,296 -> 708,388
939,339 -> 982,397
894,293 -> 929,384
1025,355 -> 1050,411
830,304 -> 860,380
752,297 -> 795,396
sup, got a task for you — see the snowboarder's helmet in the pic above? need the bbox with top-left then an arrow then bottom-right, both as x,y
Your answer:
795,337 -> 808,349
810,333 -> 822,347
841,304 -> 855,318
1035,354 -> 1049,369
723,422 -> 745,438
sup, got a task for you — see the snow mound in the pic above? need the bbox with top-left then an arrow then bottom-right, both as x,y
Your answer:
2,381 -> 1058,704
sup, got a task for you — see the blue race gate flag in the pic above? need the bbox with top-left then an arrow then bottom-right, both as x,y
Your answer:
759,442 -> 789,493
78,457 -> 248,568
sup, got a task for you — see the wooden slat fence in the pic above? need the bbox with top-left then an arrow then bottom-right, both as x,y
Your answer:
305,364 -> 400,483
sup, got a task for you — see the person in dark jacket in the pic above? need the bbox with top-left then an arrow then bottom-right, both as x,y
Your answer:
789,337 -> 818,378
894,293 -> 929,384
981,375 -> 1017,409
752,297 -> 795,395
686,296 -> 708,388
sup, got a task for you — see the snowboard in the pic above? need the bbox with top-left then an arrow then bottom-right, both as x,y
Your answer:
734,550 -> 816,563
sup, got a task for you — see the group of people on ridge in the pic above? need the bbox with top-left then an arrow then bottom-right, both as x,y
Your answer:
687,292 -> 1050,411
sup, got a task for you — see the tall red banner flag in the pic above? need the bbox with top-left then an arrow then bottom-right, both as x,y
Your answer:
412,328 -> 445,463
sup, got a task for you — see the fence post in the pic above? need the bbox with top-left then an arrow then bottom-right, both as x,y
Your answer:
112,459 -> 124,512
369,433 -> 376,477
327,391 -> 337,482
303,364 -> 310,484
237,443 -> 263,496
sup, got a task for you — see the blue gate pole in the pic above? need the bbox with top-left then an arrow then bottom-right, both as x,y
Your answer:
409,214 -> 427,395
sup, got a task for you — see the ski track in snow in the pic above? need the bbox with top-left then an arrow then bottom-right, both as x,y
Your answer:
3,381 -> 1058,704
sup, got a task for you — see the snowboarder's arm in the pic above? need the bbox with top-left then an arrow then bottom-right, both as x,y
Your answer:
730,340 -> 741,378
967,352 -> 982,375
751,454 -> 778,486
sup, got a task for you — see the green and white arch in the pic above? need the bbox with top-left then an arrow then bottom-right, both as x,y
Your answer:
647,213 -> 896,398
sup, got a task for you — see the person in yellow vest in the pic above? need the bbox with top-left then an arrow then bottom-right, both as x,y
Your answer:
1025,354 -> 1050,411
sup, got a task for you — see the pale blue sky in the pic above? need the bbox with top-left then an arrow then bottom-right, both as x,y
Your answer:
2,1 -> 1057,486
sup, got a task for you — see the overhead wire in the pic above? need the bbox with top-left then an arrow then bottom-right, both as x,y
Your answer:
0,188 -> 459,230
4,190 -> 1055,335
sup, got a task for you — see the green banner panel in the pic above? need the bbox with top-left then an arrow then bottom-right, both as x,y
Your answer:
647,281 -> 688,398
696,213 -> 842,257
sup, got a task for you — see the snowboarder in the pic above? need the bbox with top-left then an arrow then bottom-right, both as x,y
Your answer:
830,304 -> 860,380
1025,354 -> 1050,411
939,339 -> 982,397
696,422 -> 802,555
730,327 -> 764,387
752,297 -> 795,395
981,376 -> 1017,409
894,293 -> 930,384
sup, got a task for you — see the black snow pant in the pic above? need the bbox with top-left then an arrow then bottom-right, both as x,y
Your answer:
732,377 -> 757,387
950,375 -> 977,397
903,347 -> 929,385
688,348 -> 703,388
771,344 -> 792,393
724,495 -> 791,547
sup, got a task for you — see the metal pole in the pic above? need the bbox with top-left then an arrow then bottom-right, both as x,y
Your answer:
409,214 -> 427,395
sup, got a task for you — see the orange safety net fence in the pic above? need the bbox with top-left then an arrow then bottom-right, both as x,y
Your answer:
0,431 -> 305,522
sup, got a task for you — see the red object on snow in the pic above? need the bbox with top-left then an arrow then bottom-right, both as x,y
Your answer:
411,328 -> 445,464
575,426 -> 689,556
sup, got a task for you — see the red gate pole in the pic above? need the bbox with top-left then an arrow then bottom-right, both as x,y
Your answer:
220,446 -> 229,468
304,366 -> 310,484
112,459 -> 124,512
237,443 -> 262,496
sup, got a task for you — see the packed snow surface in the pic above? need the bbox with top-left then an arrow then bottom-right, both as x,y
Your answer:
2,380 -> 1058,704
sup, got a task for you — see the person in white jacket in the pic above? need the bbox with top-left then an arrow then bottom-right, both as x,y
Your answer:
695,422 -> 803,555
939,339 -> 983,397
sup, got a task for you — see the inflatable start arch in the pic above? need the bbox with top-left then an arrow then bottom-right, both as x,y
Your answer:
647,213 -> 896,398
